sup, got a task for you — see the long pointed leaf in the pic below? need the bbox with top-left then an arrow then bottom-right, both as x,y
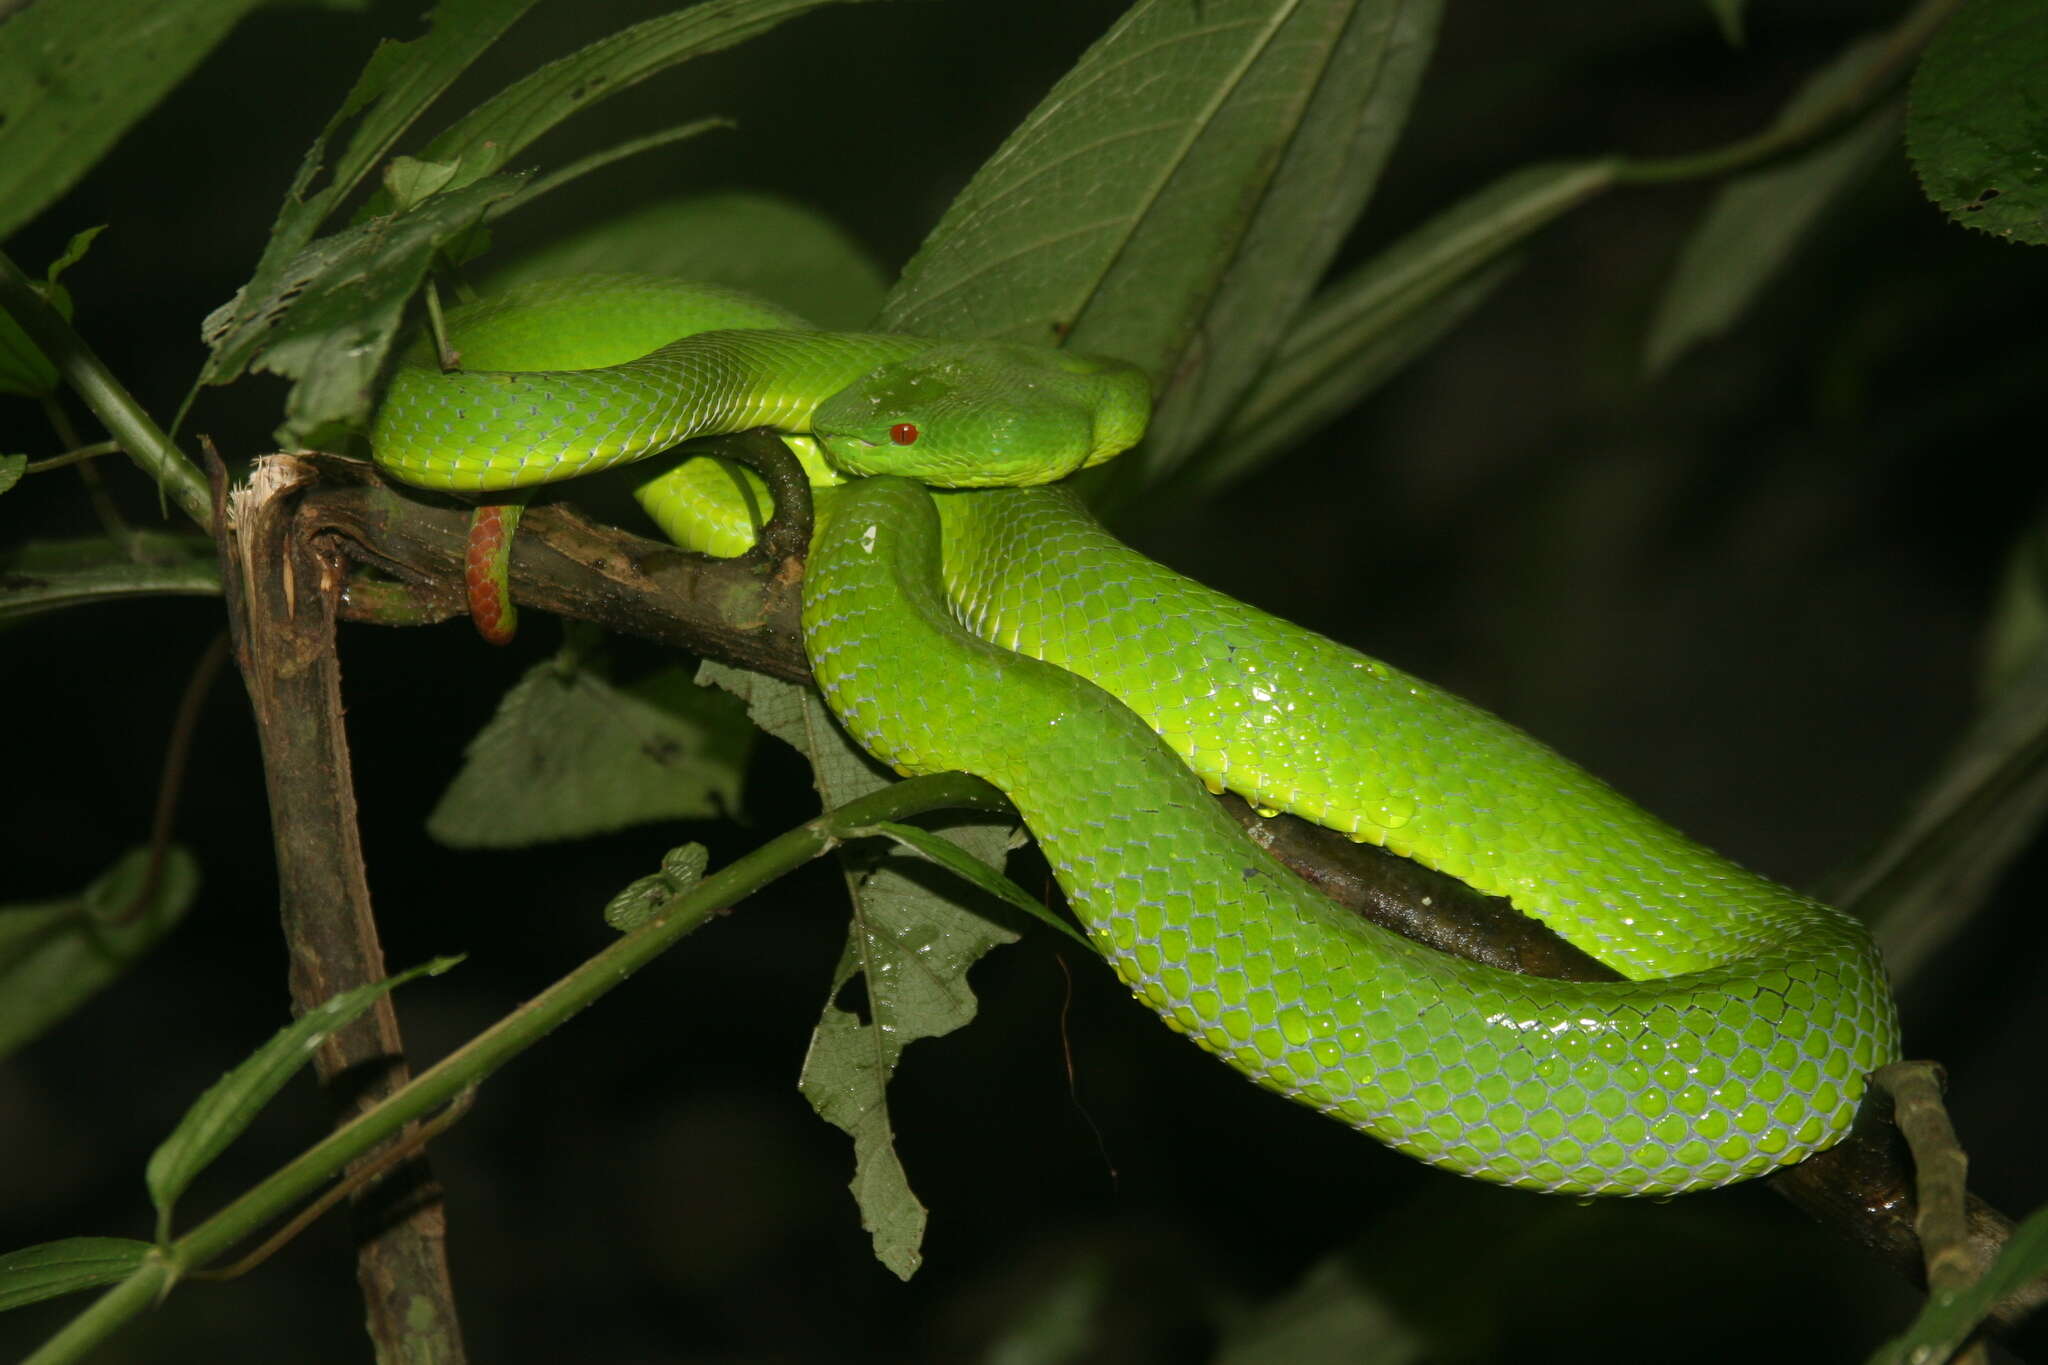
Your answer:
883,0 -> 1442,491
0,0 -> 352,243
1645,35 -> 1905,373
0,226 -> 103,397
201,172 -> 528,443
1865,1200 -> 2048,1365
859,820 -> 1086,947
1186,159 -> 1616,493
0,1238 -> 153,1314
1836,637 -> 2048,985
144,955 -> 461,1241
370,0 -> 891,216
1191,256 -> 1513,494
0,534 -> 220,621
0,847 -> 198,1061
488,191 -> 888,329
242,0 -> 539,292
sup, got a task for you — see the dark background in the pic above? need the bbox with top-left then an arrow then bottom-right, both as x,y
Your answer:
4,0 -> 2046,1360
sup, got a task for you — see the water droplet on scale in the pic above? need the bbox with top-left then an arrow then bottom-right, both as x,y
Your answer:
1373,795 -> 1416,830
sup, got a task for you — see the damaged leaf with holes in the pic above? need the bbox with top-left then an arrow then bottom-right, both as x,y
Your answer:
428,657 -> 752,848
700,662 -> 1021,1280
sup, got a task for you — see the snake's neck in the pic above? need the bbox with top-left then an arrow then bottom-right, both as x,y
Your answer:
372,330 -> 931,493
621,330 -> 933,434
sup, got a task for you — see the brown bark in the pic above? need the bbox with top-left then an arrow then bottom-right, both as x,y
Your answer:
214,452 -> 466,1365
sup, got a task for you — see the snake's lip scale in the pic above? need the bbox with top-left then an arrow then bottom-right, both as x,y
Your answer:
373,276 -> 1903,1197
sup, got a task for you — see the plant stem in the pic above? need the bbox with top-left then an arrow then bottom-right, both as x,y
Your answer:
23,440 -> 121,474
21,772 -> 1005,1365
18,1259 -> 174,1365
0,250 -> 210,530
1617,0 -> 1959,186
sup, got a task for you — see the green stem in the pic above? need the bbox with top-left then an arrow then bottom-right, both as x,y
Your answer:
19,1260 -> 175,1365
424,279 -> 455,369
21,772 -> 1006,1365
486,118 -> 732,223
1617,0 -> 1958,186
24,439 -> 121,474
38,395 -> 134,549
0,250 -> 210,531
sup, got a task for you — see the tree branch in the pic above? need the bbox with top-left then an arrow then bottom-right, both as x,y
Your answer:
214,449 -> 467,1364
283,447 -> 2031,1325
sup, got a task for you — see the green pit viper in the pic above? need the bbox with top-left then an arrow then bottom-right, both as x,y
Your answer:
371,273 -> 1900,1196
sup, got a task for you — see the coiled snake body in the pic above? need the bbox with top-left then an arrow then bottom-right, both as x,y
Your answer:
373,275 -> 1900,1195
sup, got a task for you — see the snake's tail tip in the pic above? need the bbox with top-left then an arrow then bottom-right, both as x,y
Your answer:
474,606 -> 519,646
464,503 -> 523,645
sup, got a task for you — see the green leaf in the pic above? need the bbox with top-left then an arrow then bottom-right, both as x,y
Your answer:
976,1253 -> 1114,1364
144,956 -> 462,1242
1706,0 -> 1746,47
1865,1199 -> 2048,1365
489,192 -> 889,331
255,0 -> 539,280
1194,257 -> 1514,495
1214,1253 -> 1426,1365
427,657 -> 751,848
0,309 -> 55,398
369,0 -> 892,218
41,225 -> 107,285
0,533 -> 220,621
1646,38 -> 1904,373
0,846 -> 199,1061
1840,632 -> 2048,987
200,171 -> 528,445
1907,0 -> 2048,245
859,820 -> 1086,948
0,1238 -> 153,1314
0,454 -> 22,496
699,662 -> 1018,1280
381,156 -> 464,213
1982,512 -> 2048,700
0,225 -> 104,398
883,0 -> 1443,488
0,1 -> 353,243
193,0 -> 537,441
1189,160 -> 1614,494
486,117 -> 734,224
603,842 -> 710,932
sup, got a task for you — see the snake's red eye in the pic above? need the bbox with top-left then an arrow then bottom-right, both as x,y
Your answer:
889,422 -> 919,445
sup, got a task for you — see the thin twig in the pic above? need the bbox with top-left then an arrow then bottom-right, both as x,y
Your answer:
39,395 -> 133,546
115,631 -> 230,925
24,439 -> 121,473
1878,1062 -> 1988,1364
424,279 -> 458,371
190,1088 -> 479,1284
1617,0 -> 1960,185
1880,1063 -> 1977,1290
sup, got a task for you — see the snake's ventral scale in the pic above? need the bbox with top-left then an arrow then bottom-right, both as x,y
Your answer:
372,274 -> 1900,1195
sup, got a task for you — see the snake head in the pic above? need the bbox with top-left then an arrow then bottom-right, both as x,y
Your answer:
812,342 -> 1151,486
